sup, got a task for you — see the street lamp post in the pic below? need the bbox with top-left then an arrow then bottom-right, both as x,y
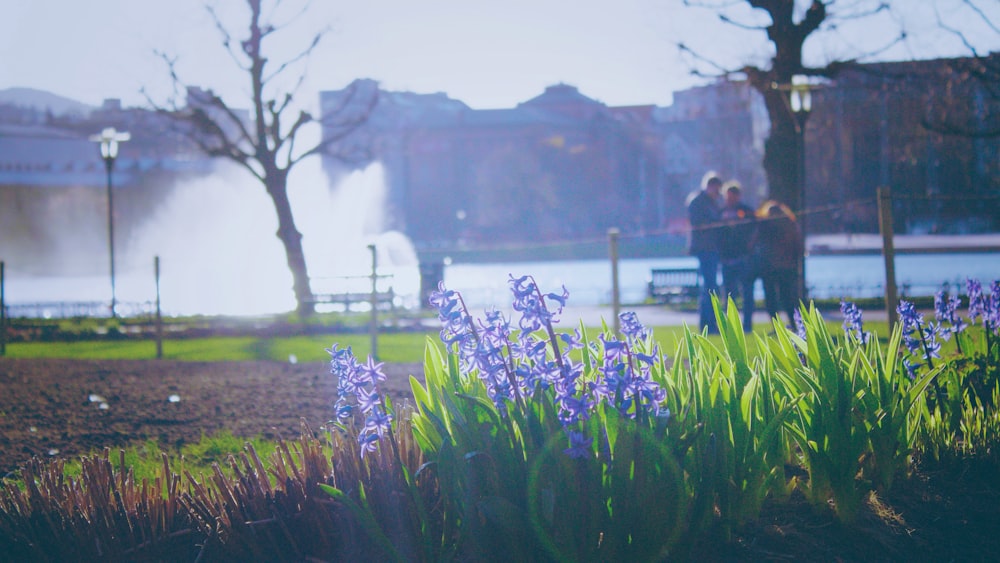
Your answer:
789,75 -> 812,301
90,127 -> 130,317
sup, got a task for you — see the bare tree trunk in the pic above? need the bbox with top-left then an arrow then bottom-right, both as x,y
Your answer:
264,171 -> 313,316
761,89 -> 802,214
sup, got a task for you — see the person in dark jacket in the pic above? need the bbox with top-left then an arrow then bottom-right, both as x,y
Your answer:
719,182 -> 757,332
756,201 -> 802,326
686,172 -> 723,333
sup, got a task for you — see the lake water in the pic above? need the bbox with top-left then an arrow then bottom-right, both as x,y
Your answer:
445,252 -> 1000,309
2,252 -> 998,316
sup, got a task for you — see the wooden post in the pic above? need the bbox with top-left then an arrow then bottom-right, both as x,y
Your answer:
877,187 -> 898,331
368,244 -> 378,360
609,228 -> 621,335
1,261 -> 6,357
154,256 -> 163,359
797,124 -> 808,303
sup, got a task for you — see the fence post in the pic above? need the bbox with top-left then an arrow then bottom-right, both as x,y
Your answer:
368,244 -> 378,361
877,187 -> 898,331
608,228 -> 621,335
1,261 -> 6,357
154,256 -> 163,359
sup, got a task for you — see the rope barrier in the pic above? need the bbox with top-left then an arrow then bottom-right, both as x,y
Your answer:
1,194 -> 995,280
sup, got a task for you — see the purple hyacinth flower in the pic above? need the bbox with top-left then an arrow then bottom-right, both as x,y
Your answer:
967,278 -> 985,325
619,311 -> 649,341
793,309 -> 807,340
563,431 -> 593,459
840,300 -> 866,343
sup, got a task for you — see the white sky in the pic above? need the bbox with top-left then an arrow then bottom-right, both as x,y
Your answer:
1,0 -> 998,112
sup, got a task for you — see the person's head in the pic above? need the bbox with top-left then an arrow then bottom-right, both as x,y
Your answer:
759,200 -> 796,222
723,182 -> 742,207
702,171 -> 723,198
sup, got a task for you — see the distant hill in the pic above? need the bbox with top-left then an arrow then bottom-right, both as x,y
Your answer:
0,87 -> 93,116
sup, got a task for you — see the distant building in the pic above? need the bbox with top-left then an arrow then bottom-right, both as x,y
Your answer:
320,80 -> 766,253
805,56 -> 1000,235
0,96 -> 213,274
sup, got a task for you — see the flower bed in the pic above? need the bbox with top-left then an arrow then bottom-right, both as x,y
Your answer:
1,276 -> 998,561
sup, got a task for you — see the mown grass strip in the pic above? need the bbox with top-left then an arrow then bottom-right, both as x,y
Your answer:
3,319 -> 902,364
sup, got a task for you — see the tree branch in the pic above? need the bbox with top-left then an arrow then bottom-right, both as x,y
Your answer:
798,1 -> 827,39
206,4 -> 253,73
291,85 -> 379,166
934,2 -> 987,56
719,12 -> 768,31
263,31 -> 324,85
961,0 -> 1000,35
678,42 -> 741,76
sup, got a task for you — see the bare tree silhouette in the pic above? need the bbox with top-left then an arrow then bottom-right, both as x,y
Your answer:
148,0 -> 376,315
923,2 -> 999,138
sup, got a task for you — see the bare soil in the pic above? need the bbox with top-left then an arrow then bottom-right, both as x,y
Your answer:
0,358 -> 421,476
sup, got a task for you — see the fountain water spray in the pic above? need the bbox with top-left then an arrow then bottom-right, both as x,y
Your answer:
114,159 -> 419,316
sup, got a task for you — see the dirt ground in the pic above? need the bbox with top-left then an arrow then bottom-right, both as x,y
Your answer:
0,358 -> 421,476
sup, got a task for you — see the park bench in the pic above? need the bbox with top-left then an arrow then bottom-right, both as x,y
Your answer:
307,289 -> 396,312
647,267 -> 701,304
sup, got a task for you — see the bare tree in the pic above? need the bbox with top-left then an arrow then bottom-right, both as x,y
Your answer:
149,0 -> 375,315
923,1 -> 1000,138
677,0 -> 999,207
679,1 -> 883,215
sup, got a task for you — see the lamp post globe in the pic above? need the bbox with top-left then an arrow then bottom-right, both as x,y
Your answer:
89,127 -> 130,317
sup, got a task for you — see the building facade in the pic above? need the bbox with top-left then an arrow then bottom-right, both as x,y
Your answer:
320,80 -> 767,256
805,57 -> 1000,235
0,95 -> 212,275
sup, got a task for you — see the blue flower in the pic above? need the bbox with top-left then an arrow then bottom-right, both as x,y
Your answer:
897,300 -> 924,354
600,334 -> 628,361
357,388 -> 381,414
429,276 -> 673,459
326,343 -> 392,458
840,300 -> 866,343
335,402 -> 354,421
563,431 -> 593,459
793,309 -> 807,340
360,356 -> 386,384
545,286 -> 569,313
430,281 -> 476,347
934,288 -> 966,339
619,311 -> 649,341
898,299 -> 940,370
358,432 -> 380,458
558,393 -> 595,426
509,275 -> 567,332
967,278 -> 985,324
988,281 -> 1000,330
897,299 -> 922,327
921,324 -> 942,360
364,409 -> 393,438
558,329 -> 584,352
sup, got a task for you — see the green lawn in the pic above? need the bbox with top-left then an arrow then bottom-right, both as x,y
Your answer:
2,332 -> 430,364
2,317 -> 896,364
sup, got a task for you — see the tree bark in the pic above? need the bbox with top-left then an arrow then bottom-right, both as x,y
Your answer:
264,170 -> 313,316
760,87 -> 802,214
743,0 -> 826,213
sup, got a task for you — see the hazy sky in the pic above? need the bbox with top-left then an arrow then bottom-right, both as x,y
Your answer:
1,0 -> 998,112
